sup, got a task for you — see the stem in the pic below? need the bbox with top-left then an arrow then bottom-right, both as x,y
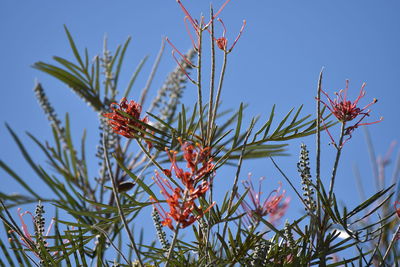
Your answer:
207,7 -> 216,146
382,224 -> 400,263
205,8 -> 216,264
220,119 -> 254,254
210,51 -> 228,140
328,123 -> 345,201
165,226 -> 181,267
314,69 -> 323,260
92,225 -> 130,265
318,123 -> 345,266
103,136 -> 144,267
197,30 -> 205,139
165,190 -> 189,267
316,69 -> 323,207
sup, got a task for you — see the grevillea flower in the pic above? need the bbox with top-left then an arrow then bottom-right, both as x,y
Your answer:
317,80 -> 382,147
8,206 -> 56,259
165,0 -> 235,82
103,97 -> 149,139
212,18 -> 246,53
238,175 -> 290,227
165,138 -> 214,193
151,139 -> 215,230
150,173 -> 214,230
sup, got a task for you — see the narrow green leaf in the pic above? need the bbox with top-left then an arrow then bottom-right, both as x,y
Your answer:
63,25 -> 84,68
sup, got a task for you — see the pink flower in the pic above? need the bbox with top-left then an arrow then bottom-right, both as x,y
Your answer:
238,175 -> 290,227
8,207 -> 55,259
212,18 -> 246,53
317,80 -> 382,147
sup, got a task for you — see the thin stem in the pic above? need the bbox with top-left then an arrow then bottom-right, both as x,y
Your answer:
197,30 -> 205,140
328,122 -> 345,201
205,8 -> 216,262
92,225 -> 130,265
318,122 -> 345,266
164,190 -> 189,267
316,69 -> 323,200
103,136 -> 144,267
220,119 -> 255,253
210,51 -> 228,140
314,69 -> 323,258
382,224 -> 400,263
207,6 -> 216,147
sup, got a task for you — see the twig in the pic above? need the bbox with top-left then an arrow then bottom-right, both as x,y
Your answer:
92,225 -> 130,265
328,123 -> 345,200
210,51 -> 228,140
220,119 -> 255,252
196,30 -> 205,139
382,224 -> 400,263
103,136 -> 144,267
207,6 -> 216,146
165,190 -> 189,267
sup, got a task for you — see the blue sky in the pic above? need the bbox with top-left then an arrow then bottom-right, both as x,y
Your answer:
1,0 -> 400,262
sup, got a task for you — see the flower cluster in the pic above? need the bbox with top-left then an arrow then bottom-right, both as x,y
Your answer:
165,0 -> 246,82
151,139 -> 215,230
318,80 -> 382,147
103,97 -> 149,139
238,174 -> 290,227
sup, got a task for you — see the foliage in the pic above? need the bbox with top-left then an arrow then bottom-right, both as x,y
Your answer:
1,1 -> 398,266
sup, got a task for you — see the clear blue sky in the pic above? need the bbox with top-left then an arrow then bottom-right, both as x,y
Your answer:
1,0 -> 399,261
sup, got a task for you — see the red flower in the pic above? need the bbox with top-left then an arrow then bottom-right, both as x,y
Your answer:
151,139 -> 215,230
151,171 -> 214,230
166,139 -> 214,193
213,18 -> 246,53
238,175 -> 290,227
317,80 -> 382,147
103,97 -> 149,139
